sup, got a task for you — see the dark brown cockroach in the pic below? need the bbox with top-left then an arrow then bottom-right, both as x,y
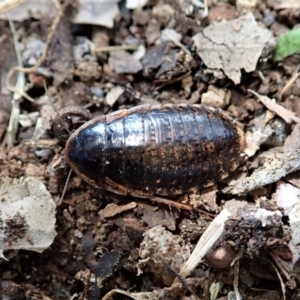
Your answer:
63,104 -> 245,210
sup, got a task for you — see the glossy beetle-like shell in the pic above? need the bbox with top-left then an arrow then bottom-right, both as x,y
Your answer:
65,104 -> 245,195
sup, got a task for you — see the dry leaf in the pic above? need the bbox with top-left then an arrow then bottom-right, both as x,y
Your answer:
0,0 -> 57,20
271,0 -> 300,10
0,177 -> 56,254
99,202 -> 137,218
192,13 -> 272,84
274,181 -> 300,245
201,85 -> 231,108
106,86 -> 125,107
109,50 -> 143,74
126,0 -> 149,9
249,90 -> 300,123
224,124 -> 300,195
72,0 -> 119,28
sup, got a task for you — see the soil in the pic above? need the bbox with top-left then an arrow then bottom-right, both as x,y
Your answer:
1,0 -> 300,299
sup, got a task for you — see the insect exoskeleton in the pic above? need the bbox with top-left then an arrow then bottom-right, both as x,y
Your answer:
64,103 -> 245,209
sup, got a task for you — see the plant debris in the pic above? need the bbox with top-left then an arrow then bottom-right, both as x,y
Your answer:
0,177 -> 56,254
193,13 -> 273,84
2,0 -> 300,299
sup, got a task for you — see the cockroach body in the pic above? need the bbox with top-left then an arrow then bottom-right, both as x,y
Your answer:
64,104 -> 245,209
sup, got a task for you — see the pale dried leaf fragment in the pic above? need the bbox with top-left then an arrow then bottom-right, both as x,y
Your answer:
224,124 -> 300,195
72,0 -> 119,29
201,85 -> 231,108
106,86 -> 125,107
249,90 -> 300,124
244,111 -> 287,157
274,181 -> 300,245
102,278 -> 200,300
99,202 -> 137,218
0,0 -> 57,20
0,177 -> 56,253
109,50 -> 143,74
192,13 -> 272,84
271,0 -> 300,10
126,0 -> 149,9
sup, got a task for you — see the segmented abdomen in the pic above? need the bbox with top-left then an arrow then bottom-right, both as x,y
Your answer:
66,104 -> 244,195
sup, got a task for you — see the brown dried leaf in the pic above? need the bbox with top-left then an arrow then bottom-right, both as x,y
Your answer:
72,0 -> 119,28
192,13 -> 272,84
249,90 -> 300,124
141,204 -> 176,230
99,202 -> 137,218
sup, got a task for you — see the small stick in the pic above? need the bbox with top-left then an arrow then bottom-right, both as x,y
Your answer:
165,265 -> 200,300
279,66 -> 300,100
6,0 -> 68,102
155,71 -> 192,91
0,0 -> 25,14
43,80 -> 60,116
92,44 -> 139,56
59,169 -> 72,205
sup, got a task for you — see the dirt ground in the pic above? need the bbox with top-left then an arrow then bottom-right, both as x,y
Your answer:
1,0 -> 300,299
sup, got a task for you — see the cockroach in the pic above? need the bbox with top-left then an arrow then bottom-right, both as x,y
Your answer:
54,103 -> 245,210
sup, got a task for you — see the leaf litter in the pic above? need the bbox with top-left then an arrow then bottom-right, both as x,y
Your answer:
1,0 -> 300,299
193,13 -> 273,84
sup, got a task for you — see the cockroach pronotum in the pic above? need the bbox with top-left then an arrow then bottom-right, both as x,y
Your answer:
54,103 -> 245,210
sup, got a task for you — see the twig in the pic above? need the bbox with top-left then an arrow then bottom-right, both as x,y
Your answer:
6,0 -> 67,102
0,0 -> 25,14
165,265 -> 200,300
270,252 -> 291,281
203,0 -> 208,17
92,44 -> 140,56
270,259 -> 286,300
233,260 -> 242,300
176,207 -> 232,280
6,20 -> 24,146
155,71 -> 192,91
59,169 -> 72,205
0,34 -> 7,44
163,30 -> 191,55
279,66 -> 300,100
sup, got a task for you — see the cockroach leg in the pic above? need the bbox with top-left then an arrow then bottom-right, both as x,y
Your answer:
105,177 -> 194,211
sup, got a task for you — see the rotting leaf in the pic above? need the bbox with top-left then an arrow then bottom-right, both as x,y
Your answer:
93,251 -> 121,280
273,28 -> 300,62
138,226 -> 191,285
0,177 -> 56,254
192,13 -> 272,84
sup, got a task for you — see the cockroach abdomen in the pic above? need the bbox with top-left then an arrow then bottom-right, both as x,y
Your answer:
65,104 -> 245,195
